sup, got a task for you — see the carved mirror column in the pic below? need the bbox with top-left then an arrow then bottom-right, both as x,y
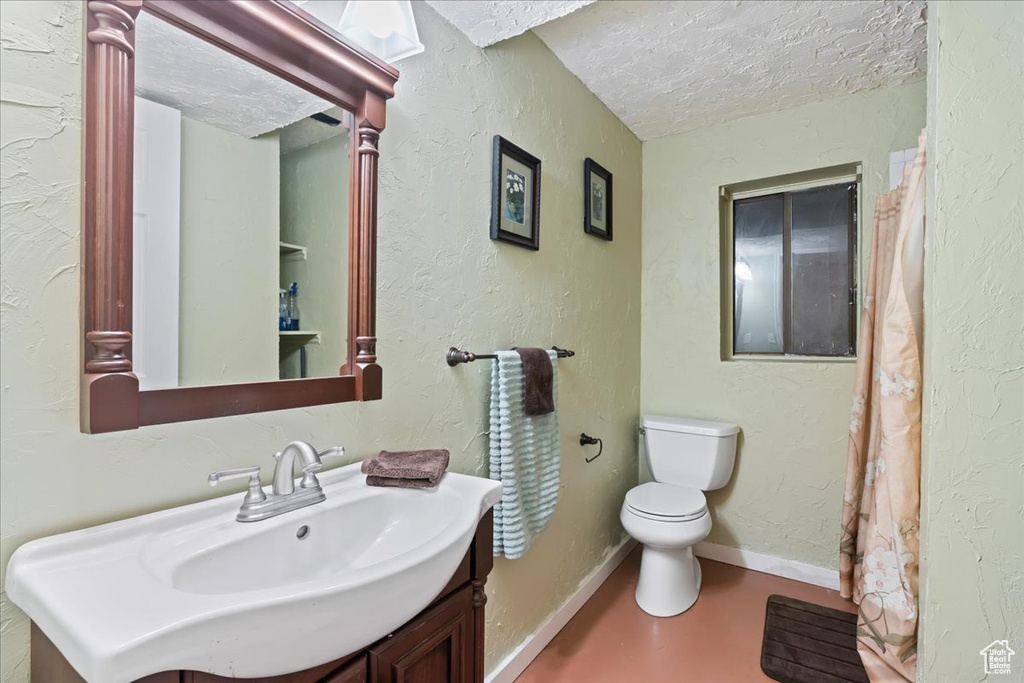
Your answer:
82,0 -> 144,433
343,96 -> 386,401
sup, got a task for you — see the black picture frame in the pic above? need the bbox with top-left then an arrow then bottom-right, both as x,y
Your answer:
584,158 -> 613,241
491,135 -> 542,251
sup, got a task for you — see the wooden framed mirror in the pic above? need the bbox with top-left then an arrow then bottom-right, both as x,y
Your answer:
81,0 -> 398,433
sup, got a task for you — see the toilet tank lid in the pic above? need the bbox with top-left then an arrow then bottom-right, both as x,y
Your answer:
642,415 -> 740,437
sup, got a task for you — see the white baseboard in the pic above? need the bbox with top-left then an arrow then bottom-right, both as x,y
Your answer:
485,538 -> 638,683
693,541 -> 840,591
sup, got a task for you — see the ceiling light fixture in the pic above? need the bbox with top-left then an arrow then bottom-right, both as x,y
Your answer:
338,0 -> 424,63
735,259 -> 753,284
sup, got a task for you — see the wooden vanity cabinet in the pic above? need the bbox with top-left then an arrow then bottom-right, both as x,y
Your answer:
368,585 -> 474,683
32,512 -> 493,683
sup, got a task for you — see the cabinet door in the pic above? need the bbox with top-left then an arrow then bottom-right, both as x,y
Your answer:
321,656 -> 366,683
368,586 -> 473,683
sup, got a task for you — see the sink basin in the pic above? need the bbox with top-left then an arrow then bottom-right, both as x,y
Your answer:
149,486 -> 463,596
6,463 -> 502,682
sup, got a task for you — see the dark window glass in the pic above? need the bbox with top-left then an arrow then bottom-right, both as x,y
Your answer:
734,195 -> 784,354
733,182 -> 856,357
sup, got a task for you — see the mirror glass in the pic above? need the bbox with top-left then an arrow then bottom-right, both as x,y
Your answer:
132,10 -> 350,390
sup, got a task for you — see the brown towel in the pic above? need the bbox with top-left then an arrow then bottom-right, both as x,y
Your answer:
361,449 -> 450,489
513,347 -> 554,416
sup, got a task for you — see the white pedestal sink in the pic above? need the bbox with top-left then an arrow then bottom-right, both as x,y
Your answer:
5,463 -> 501,682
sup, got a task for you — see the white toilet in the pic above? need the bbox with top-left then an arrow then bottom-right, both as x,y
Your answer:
621,415 -> 739,617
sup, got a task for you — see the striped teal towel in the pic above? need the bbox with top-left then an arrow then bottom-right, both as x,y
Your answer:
489,350 -> 560,559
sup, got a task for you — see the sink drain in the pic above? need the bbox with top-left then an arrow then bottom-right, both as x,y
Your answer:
296,525 -> 310,540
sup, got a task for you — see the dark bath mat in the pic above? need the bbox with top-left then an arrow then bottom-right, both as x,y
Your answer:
761,594 -> 869,683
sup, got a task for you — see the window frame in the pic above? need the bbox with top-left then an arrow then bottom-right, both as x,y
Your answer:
720,165 -> 861,362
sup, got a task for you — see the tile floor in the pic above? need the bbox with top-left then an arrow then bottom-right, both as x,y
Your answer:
515,547 -> 856,683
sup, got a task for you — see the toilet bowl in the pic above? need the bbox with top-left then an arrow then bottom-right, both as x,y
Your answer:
621,482 -> 712,616
622,416 -> 739,617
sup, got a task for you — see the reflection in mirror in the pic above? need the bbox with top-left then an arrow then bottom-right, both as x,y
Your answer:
733,195 -> 784,354
132,11 -> 350,390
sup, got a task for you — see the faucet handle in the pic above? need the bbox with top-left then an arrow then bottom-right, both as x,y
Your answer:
299,446 -> 346,490
209,466 -> 267,505
318,446 -> 346,460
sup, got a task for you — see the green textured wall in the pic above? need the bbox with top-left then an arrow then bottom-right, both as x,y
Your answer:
919,2 -> 1024,680
641,82 -> 926,570
0,2 -> 642,680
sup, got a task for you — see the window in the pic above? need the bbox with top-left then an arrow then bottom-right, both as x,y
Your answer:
725,172 -> 857,358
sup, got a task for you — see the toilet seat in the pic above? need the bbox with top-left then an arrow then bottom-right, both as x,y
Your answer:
625,482 -> 707,521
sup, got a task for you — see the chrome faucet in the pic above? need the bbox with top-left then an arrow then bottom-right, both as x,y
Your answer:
273,440 -> 324,495
209,441 -> 345,522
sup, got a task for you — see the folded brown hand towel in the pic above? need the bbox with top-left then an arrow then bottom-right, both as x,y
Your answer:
513,347 -> 554,416
361,449 -> 450,489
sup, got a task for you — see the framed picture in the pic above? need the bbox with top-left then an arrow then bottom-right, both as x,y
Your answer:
584,158 -> 613,241
491,135 -> 542,250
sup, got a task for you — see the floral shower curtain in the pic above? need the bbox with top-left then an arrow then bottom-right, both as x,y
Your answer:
840,131 -> 926,682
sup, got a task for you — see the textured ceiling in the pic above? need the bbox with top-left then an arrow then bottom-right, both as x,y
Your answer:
135,11 -> 335,138
424,0 -> 596,47
532,0 -> 927,141
137,1 -> 926,142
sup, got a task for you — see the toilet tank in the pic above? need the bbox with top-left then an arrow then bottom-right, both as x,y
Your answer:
641,415 -> 739,491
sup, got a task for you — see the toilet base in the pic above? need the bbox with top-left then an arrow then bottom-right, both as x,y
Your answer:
635,545 -> 702,617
